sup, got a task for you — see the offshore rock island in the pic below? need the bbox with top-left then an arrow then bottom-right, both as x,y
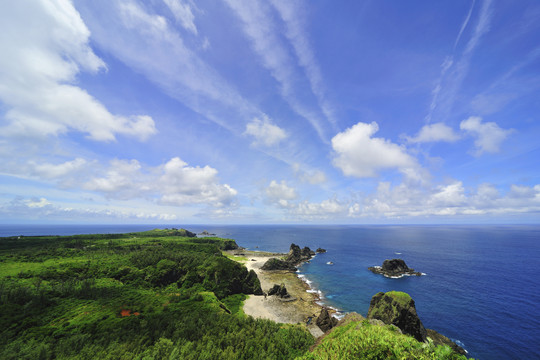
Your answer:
369,258 -> 423,278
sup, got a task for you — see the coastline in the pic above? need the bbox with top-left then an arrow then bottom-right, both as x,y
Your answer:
227,248 -> 326,337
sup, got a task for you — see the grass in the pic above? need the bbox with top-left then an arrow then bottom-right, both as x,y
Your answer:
223,252 -> 249,262
298,319 -> 471,360
385,291 -> 412,305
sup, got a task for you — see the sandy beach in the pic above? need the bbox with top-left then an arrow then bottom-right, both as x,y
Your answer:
228,249 -> 325,337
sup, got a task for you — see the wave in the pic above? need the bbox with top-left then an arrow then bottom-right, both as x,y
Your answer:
297,269 -> 344,320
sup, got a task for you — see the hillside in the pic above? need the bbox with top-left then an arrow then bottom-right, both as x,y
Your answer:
0,229 -> 312,359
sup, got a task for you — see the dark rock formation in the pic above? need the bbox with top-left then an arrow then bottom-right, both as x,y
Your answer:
199,230 -> 216,236
316,247 -> 327,253
287,244 -> 315,264
316,307 -> 338,333
261,243 -> 316,271
267,283 -> 290,298
261,258 -> 296,271
368,259 -> 422,278
426,329 -> 467,356
367,291 -> 427,342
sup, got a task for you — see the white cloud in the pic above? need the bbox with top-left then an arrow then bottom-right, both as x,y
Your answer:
406,123 -> 460,143
25,197 -> 52,208
292,164 -> 327,184
0,196 -> 177,222
266,180 -> 297,206
84,159 -> 145,199
30,158 -> 88,179
460,116 -> 513,155
429,182 -> 467,207
0,0 -> 157,142
245,117 -> 288,147
350,180 -> 540,219
158,157 -> 238,207
163,0 -> 197,34
332,121 -> 420,178
293,198 -> 348,219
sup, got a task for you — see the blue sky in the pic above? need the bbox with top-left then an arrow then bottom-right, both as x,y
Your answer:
1,0 -> 539,224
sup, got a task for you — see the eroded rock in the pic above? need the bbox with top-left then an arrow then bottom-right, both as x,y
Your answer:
316,307 -> 338,333
367,291 -> 427,342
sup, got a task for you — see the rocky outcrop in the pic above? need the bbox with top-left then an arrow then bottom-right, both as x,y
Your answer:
316,247 -> 327,253
368,259 -> 422,278
286,244 -> 315,264
367,291 -> 427,342
261,258 -> 296,271
267,283 -> 290,298
316,307 -> 338,333
426,329 -> 467,356
261,243 -> 316,271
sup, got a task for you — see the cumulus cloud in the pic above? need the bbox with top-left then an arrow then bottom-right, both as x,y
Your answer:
163,0 -> 197,34
83,157 -> 238,207
332,121 -> 420,178
406,123 -> 461,143
84,159 -> 146,199
265,180 -> 297,207
245,116 -> 288,147
158,157 -> 237,207
0,0 -> 157,142
460,116 -> 513,155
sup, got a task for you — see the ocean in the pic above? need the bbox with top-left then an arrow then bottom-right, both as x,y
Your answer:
1,224 -> 539,359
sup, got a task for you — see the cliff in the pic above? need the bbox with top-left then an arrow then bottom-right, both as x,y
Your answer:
367,291 -> 467,356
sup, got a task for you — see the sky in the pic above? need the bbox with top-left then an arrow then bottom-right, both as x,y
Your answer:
1,0 -> 539,225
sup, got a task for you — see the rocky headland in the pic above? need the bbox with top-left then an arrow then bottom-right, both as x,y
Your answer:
368,258 -> 422,278
261,243 -> 317,271
367,291 -> 467,355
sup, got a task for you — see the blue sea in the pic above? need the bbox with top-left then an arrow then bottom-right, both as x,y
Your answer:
1,224 -> 539,359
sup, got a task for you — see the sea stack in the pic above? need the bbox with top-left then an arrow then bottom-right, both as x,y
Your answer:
368,259 -> 422,278
367,291 -> 427,342
367,291 -> 467,355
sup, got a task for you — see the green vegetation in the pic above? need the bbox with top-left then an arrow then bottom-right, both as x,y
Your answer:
299,319 -> 470,360
384,291 -> 411,305
0,229 -> 312,359
0,229 -> 472,359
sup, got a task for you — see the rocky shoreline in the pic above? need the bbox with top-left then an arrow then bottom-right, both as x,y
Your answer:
230,244 -> 465,357
227,245 -> 327,337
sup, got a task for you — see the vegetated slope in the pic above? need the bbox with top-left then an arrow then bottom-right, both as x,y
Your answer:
0,229 -> 313,359
299,315 -> 472,360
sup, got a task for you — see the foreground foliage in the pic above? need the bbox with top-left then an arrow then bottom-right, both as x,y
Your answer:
0,229 -> 312,359
299,318 -> 471,360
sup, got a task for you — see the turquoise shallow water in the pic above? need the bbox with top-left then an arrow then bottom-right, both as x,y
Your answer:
2,224 -> 539,359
